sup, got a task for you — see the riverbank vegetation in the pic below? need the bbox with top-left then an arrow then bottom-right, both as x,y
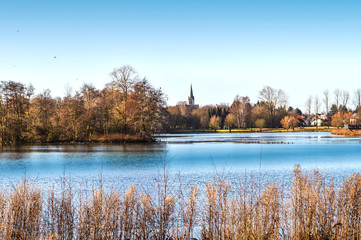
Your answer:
331,128 -> 361,135
0,65 -> 167,144
2,65 -> 361,144
1,168 -> 361,239
168,86 -> 361,133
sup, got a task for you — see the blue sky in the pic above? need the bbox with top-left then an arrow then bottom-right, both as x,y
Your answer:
1,0 -> 361,111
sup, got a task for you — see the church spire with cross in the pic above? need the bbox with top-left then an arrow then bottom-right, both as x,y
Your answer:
188,84 -> 195,105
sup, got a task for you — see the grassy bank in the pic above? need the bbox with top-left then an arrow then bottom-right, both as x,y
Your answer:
168,126 -> 334,134
1,168 -> 361,239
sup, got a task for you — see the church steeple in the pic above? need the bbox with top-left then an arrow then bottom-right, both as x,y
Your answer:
188,84 -> 195,105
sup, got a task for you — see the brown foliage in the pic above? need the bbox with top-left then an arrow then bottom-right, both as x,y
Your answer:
2,169 -> 361,239
209,115 -> 221,131
331,112 -> 352,128
0,66 -> 167,144
331,128 -> 361,135
281,115 -> 299,130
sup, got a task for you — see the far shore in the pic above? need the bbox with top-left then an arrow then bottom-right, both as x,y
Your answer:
3,127 -> 354,146
167,126 -> 334,134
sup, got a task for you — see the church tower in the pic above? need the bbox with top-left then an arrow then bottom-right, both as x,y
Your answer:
188,84 -> 195,105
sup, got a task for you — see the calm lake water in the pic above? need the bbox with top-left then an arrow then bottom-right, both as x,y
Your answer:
0,132 -> 360,191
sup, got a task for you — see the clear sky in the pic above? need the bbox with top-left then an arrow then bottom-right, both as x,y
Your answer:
1,0 -> 361,112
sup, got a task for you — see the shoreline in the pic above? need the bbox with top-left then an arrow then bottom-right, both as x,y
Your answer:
3,128 -> 357,146
166,126 -> 334,134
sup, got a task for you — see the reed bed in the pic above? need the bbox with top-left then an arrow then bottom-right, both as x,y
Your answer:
0,168 -> 361,239
331,128 -> 361,135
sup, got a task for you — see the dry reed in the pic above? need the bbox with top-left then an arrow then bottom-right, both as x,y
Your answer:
0,168 -> 361,239
331,128 -> 361,135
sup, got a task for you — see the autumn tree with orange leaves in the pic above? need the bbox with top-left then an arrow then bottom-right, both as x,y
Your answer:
209,115 -> 221,131
331,112 -> 352,128
281,116 -> 299,131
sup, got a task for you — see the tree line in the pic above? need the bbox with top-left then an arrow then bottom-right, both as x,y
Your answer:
3,65 -> 361,144
168,86 -> 289,131
0,65 -> 167,144
168,86 -> 361,131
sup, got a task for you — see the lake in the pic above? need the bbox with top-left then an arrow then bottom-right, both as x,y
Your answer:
0,132 -> 360,191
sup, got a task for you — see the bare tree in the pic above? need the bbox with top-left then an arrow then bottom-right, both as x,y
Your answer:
31,89 -> 56,142
314,95 -> 321,115
79,84 -> 100,140
230,95 -> 251,129
80,83 -> 99,111
259,86 -> 288,110
341,90 -> 350,109
110,65 -> 138,95
334,89 -> 341,111
258,86 -> 288,126
305,95 -> 312,115
323,89 -> 330,115
129,79 -> 167,139
110,65 -> 139,133
353,89 -> 361,109
0,81 -> 34,142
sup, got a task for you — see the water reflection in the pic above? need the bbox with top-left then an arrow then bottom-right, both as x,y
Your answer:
0,143 -> 167,153
156,132 -> 361,144
0,132 -> 360,190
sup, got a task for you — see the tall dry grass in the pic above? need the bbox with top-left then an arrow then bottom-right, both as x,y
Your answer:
1,181 -> 42,240
1,168 -> 361,239
200,177 -> 283,240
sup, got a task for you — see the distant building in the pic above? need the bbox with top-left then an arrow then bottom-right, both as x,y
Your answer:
188,84 -> 195,105
350,113 -> 359,125
187,84 -> 199,108
307,114 -> 324,127
345,113 -> 361,130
